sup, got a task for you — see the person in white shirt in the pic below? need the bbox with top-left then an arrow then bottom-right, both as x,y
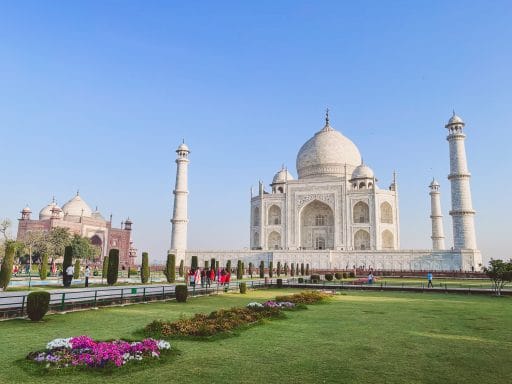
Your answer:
65,265 -> 74,287
84,265 -> 91,287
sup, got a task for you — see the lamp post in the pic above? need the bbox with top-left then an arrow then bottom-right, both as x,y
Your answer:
28,244 -> 32,290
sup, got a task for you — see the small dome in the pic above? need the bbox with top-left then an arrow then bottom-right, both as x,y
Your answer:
429,179 -> 440,188
272,168 -> 294,184
22,206 -> 31,213
296,118 -> 361,179
39,201 -> 61,220
62,193 -> 93,217
177,142 -> 189,152
351,162 -> 374,180
446,112 -> 464,126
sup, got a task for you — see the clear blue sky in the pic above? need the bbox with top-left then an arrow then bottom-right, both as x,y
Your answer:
1,1 -> 510,264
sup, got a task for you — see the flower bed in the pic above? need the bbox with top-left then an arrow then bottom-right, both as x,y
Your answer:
274,290 -> 331,304
144,306 -> 285,339
26,336 -> 171,371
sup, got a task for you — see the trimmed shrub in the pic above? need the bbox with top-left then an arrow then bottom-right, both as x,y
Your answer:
277,261 -> 281,277
335,272 -> 342,280
102,256 -> 109,278
269,261 -> 273,278
290,263 -> 295,277
210,258 -> 216,272
349,271 -> 355,278
295,263 -> 299,276
226,260 -> 231,273
237,260 -> 243,280
284,263 -> 289,276
305,263 -> 310,276
62,246 -> 73,287
39,251 -> 48,281
325,273 -> 334,281
191,256 -> 198,270
175,285 -> 188,302
141,252 -> 150,284
298,277 -> 304,283
0,242 -> 16,290
310,274 -> 320,283
275,291 -> 330,305
26,291 -> 50,321
343,272 -> 348,279
73,259 -> 80,279
239,282 -> 247,294
164,254 -> 176,283
248,262 -> 253,278
259,261 -> 264,278
107,249 -> 119,285
300,263 -> 305,276
241,262 -> 245,276
179,260 -> 184,277
276,278 -> 283,288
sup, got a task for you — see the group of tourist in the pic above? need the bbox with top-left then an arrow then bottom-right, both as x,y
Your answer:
187,267 -> 232,287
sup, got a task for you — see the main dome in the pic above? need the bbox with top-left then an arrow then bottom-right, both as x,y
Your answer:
62,193 -> 93,217
296,119 -> 362,179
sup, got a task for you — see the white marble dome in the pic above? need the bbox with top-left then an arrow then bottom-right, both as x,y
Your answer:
296,121 -> 362,179
351,162 -> 374,180
177,143 -> 189,152
447,113 -> 464,126
39,201 -> 61,220
62,194 -> 93,217
272,168 -> 294,184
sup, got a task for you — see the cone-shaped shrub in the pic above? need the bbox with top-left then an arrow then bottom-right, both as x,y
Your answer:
102,256 -> 109,279
175,284 -> 188,302
325,273 -> 334,281
239,282 -> 247,294
259,261 -> 264,278
248,262 -> 253,278
290,263 -> 295,277
164,254 -> 176,283
62,246 -> 73,287
237,260 -> 243,279
107,249 -> 119,285
191,256 -> 198,269
241,262 -> 245,276
335,272 -> 342,280
300,263 -> 305,276
284,263 -> 289,276
0,242 -> 16,290
296,263 -> 299,276
39,251 -> 48,280
277,261 -> 281,277
210,258 -> 216,272
27,291 -> 50,321
179,260 -> 184,277
141,252 -> 150,284
215,261 -> 219,270
226,260 -> 231,272
269,261 -> 273,278
73,259 -> 80,279
306,263 -> 310,276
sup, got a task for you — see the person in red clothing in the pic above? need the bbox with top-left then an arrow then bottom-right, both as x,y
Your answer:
226,270 -> 231,285
209,268 -> 215,286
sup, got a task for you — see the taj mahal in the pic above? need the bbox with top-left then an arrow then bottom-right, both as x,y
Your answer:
169,111 -> 482,272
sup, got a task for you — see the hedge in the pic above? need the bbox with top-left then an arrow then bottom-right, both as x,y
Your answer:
239,282 -> 247,294
27,291 -> 50,321
175,285 -> 188,302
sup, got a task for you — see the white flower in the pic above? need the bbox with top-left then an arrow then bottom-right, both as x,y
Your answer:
157,340 -> 171,350
246,302 -> 263,308
135,355 -> 143,361
46,338 -> 72,350
151,351 -> 159,358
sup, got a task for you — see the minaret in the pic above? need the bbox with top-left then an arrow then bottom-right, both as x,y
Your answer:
445,112 -> 477,250
170,141 -> 190,251
429,179 -> 445,250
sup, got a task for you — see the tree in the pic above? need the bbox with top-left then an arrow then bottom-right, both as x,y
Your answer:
62,246 -> 73,287
179,260 -> 184,277
210,258 -> 216,272
284,263 -> 289,276
39,251 -> 49,280
164,254 -> 176,283
204,260 -> 209,269
301,263 -> 305,276
70,234 -> 95,260
191,256 -> 198,269
483,259 -> 512,296
226,260 -> 231,272
107,249 -> 119,285
102,256 -> 109,280
141,252 -> 150,283
269,261 -> 273,278
48,227 -> 71,258
73,259 -> 80,279
0,219 -> 12,240
259,261 -> 264,278
306,263 -> 310,276
291,263 -> 295,277
248,262 -> 253,278
237,260 -> 243,280
277,261 -> 281,277
0,241 -> 16,290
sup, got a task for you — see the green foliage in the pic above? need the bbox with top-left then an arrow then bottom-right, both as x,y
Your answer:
215,261 -> 219,270
239,282 -> 247,294
39,251 -> 49,280
349,271 -> 355,278
241,262 -> 245,276
237,260 -> 243,280
175,285 -> 188,302
179,260 -> 184,277
141,252 -> 150,284
305,264 -> 310,276
277,261 -> 281,277
259,261 -> 264,278
296,263 -> 299,276
310,274 -> 320,283
0,241 -> 16,290
248,262 -> 253,277
107,249 -> 119,285
269,261 -> 273,278
298,277 -> 304,283
300,263 -> 304,276
70,234 -> 96,260
276,278 -> 283,288
102,256 -> 109,278
325,274 -> 334,281
290,263 -> 295,277
210,258 -> 216,272
26,291 -> 50,321
335,272 -> 342,280
164,254 -> 176,283
62,245 -> 73,272
73,259 -> 80,279
284,263 -> 289,276
275,291 -> 330,305
191,256 -> 198,269
483,259 -> 512,296
343,272 -> 348,279
226,260 -> 231,272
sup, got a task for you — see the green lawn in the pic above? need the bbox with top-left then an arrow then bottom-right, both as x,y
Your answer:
0,289 -> 510,384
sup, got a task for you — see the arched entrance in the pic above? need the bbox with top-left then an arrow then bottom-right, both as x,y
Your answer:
300,200 -> 334,250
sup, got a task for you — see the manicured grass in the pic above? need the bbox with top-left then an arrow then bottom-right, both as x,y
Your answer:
0,289 -> 511,383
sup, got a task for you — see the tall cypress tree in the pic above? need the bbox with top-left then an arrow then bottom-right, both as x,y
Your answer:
141,252 -> 150,284
179,260 -> 184,277
259,261 -> 264,278
237,260 -> 243,279
0,242 -> 16,290
107,249 -> 119,285
164,253 -> 176,283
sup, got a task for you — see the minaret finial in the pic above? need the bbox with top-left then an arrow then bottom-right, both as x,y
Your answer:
452,109 -> 456,117
76,189 -> 80,196
182,138 -> 185,144
325,108 -> 330,125
52,195 -> 55,203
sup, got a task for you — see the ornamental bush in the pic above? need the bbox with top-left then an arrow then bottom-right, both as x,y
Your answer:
179,260 -> 184,277
237,260 -> 243,280
335,272 -> 342,280
191,256 -> 198,270
107,249 -> 119,285
284,263 -> 289,276
226,260 -> 231,273
305,263 -> 310,276
248,262 -> 253,278
325,273 -> 334,281
290,263 -> 295,277
239,282 -> 247,294
296,263 -> 299,276
175,285 -> 188,302
102,256 -> 108,279
39,251 -> 48,281
277,262 -> 281,277
62,246 -> 73,287
298,277 -> 304,283
276,278 -> 283,288
27,291 -> 50,321
310,274 -> 320,283
269,261 -> 273,278
349,271 -> 355,278
343,272 -> 348,279
300,263 -> 305,276
0,242 -> 16,290
73,259 -> 80,279
259,261 -> 264,278
164,254 -> 176,283
141,252 -> 150,284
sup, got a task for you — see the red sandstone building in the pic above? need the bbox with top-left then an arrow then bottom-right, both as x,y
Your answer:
17,192 -> 136,269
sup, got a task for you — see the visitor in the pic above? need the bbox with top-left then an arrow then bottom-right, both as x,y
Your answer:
85,265 -> 91,288
220,268 -> 226,285
427,271 -> 433,288
195,268 -> 201,287
200,269 -> 206,287
209,268 -> 215,286
65,264 -> 74,287
189,269 -> 195,287
226,270 -> 231,286
368,272 -> 374,285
